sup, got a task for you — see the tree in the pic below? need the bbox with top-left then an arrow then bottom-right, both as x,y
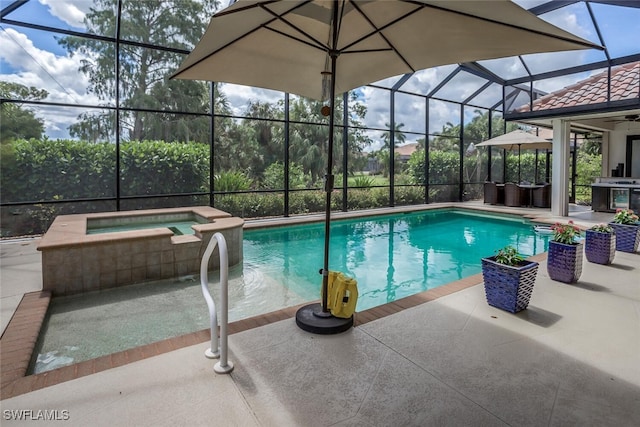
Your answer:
345,94 -> 372,175
581,133 -> 602,156
376,122 -> 405,177
0,82 -> 47,142
430,110 -> 519,152
430,122 -> 460,151
216,116 -> 261,176
288,96 -> 329,184
241,100 -> 286,177
262,161 -> 309,189
575,150 -> 602,203
59,0 -> 220,143
380,122 -> 406,148
429,110 -> 520,183
287,93 -> 371,184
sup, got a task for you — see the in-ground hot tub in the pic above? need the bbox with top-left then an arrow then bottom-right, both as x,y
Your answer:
37,206 -> 244,295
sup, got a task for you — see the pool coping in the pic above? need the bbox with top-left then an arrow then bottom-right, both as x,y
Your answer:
36,206 -> 233,250
1,205 -> 553,400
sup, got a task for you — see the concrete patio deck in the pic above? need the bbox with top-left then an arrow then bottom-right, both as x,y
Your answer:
1,203 -> 639,426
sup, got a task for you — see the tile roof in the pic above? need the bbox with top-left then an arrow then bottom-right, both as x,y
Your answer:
395,142 -> 418,156
517,61 -> 639,112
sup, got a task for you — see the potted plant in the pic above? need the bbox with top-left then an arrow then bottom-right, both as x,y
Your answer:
547,221 -> 583,283
481,245 -> 539,313
609,208 -> 640,253
585,223 -> 615,265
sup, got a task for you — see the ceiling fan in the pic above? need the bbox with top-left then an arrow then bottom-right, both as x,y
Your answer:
604,114 -> 640,123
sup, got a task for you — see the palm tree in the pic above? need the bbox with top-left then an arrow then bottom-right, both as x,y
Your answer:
376,122 -> 406,177
380,122 -> 406,149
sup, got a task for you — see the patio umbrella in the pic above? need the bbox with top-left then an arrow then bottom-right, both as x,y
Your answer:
476,130 -> 552,182
172,0 -> 598,334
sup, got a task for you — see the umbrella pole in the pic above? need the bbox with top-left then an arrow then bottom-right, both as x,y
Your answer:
320,52 -> 337,315
295,4 -> 353,334
518,144 -> 521,182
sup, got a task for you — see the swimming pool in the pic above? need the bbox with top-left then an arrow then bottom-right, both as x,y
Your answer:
32,208 -> 549,373
244,209 -> 549,310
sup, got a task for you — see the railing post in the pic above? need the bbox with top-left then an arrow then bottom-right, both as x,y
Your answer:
199,232 -> 234,374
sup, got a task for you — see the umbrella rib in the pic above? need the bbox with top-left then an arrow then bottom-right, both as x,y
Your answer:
212,0 -> 280,18
264,26 -> 330,53
333,0 -> 347,50
403,0 -> 602,50
342,48 -> 394,54
343,0 -> 600,70
344,1 -> 421,72
339,0 -> 600,74
259,2 -> 331,53
172,0 -> 327,78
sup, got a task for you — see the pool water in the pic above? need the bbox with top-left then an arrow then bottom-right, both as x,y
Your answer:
32,209 -> 550,373
32,266 -> 305,373
86,220 -> 201,235
244,209 -> 549,310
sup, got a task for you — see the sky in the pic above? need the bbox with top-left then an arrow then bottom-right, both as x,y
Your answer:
1,0 -> 640,147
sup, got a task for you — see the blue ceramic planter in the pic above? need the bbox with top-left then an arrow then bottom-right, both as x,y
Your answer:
547,241 -> 583,283
609,223 -> 640,253
481,257 -> 539,313
585,230 -> 615,265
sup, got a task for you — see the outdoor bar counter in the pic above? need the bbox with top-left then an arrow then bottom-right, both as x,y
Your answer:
591,178 -> 640,212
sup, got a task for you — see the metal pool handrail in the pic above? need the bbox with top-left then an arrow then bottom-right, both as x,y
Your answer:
200,232 -> 234,374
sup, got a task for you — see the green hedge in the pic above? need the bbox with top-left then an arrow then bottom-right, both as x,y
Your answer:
1,139 -> 209,203
1,138 -> 116,201
2,139 -> 472,208
0,138 -> 602,237
121,140 -> 209,196
213,187 -> 428,219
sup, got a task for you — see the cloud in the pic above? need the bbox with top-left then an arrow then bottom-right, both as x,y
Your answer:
360,66 -> 479,142
1,28 -> 97,102
477,57 -> 527,80
1,27 -> 101,137
39,0 -> 89,29
222,84 -> 284,116
31,105 -> 97,140
360,86 -> 390,130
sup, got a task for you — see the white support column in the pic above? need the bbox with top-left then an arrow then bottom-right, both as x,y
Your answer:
551,119 -> 571,217
601,132 -> 610,177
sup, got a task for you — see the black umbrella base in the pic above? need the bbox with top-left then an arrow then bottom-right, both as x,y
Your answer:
295,303 -> 353,335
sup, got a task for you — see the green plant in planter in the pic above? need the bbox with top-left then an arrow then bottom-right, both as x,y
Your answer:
609,208 -> 640,253
481,245 -> 538,313
585,223 -> 615,265
548,220 -> 583,283
589,223 -> 612,233
494,245 -> 525,266
550,220 -> 582,244
612,208 -> 639,225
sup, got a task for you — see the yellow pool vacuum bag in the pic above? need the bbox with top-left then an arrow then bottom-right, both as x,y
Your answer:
323,271 -> 358,319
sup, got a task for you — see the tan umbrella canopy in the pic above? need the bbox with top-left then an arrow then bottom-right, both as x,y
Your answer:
172,0 -> 599,334
173,1 -> 598,100
477,130 -> 553,182
476,130 -> 552,151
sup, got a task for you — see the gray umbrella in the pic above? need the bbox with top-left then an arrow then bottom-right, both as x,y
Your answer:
172,0 -> 599,334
